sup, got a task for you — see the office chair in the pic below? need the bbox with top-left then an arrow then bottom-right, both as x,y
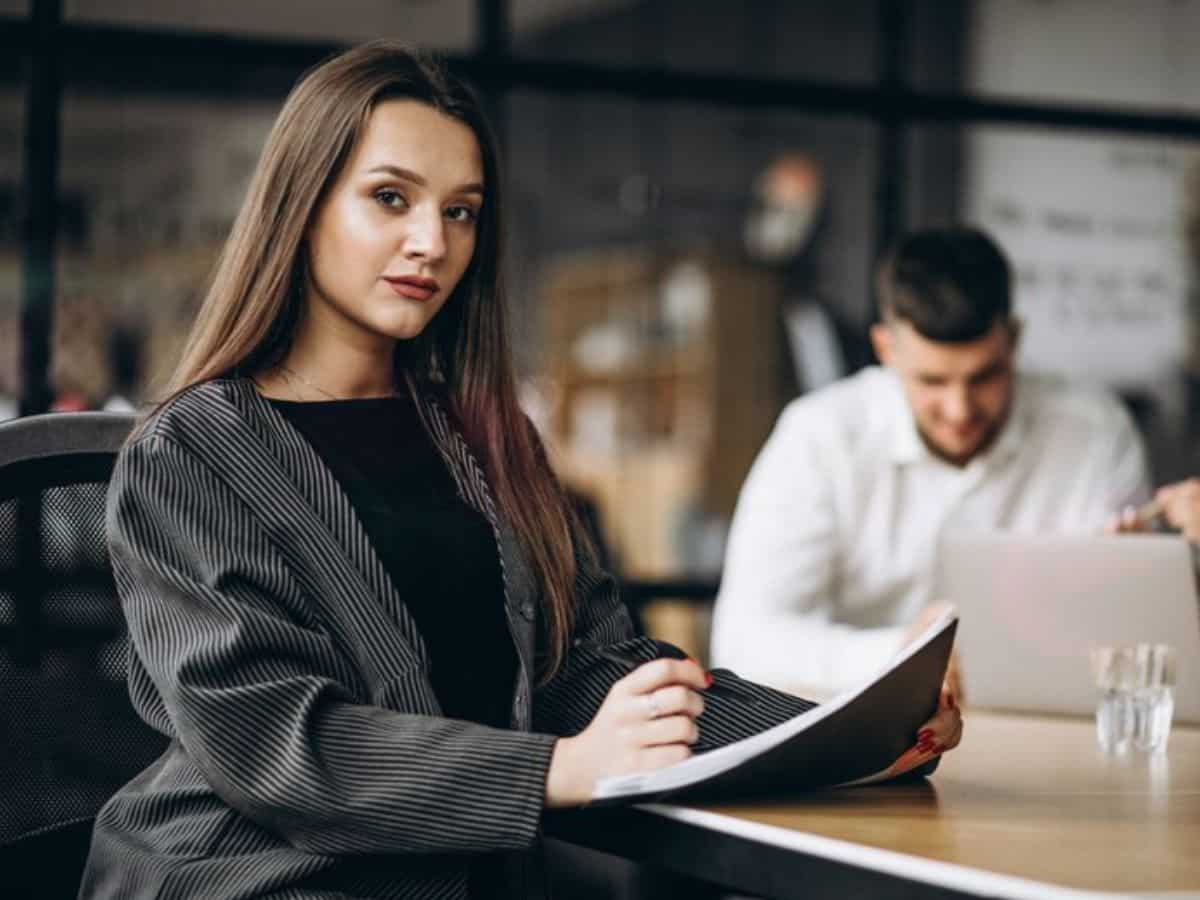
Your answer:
0,412 -> 167,898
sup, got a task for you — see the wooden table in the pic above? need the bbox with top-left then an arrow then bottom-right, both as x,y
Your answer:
545,711 -> 1200,898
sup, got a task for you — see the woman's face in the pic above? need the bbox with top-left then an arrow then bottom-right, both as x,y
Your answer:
303,99 -> 484,346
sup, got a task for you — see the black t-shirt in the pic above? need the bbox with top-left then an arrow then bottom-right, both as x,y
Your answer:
270,395 -> 518,730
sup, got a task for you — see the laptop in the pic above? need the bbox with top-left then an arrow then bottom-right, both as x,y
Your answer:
935,533 -> 1200,724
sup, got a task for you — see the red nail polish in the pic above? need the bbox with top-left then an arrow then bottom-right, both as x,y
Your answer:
947,695 -> 956,710
704,672 -> 714,687
918,729 -> 933,740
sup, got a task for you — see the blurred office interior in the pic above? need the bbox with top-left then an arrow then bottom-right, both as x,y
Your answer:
3,0 -> 1200,656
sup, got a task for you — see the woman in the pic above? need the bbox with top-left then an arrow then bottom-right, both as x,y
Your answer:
81,42 -> 961,899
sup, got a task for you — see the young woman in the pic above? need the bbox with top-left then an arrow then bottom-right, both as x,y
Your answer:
80,42 -> 961,899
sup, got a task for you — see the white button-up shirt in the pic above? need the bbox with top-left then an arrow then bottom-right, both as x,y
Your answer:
710,366 -> 1151,696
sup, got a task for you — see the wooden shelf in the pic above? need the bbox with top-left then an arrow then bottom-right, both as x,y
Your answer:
537,246 -> 789,576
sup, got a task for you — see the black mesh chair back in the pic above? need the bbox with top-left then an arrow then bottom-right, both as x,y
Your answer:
0,412 -> 168,897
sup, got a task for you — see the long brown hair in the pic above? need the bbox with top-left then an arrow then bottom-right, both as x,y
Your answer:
158,41 -> 583,681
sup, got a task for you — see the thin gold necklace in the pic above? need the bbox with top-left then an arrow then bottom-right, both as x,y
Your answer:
277,364 -> 395,401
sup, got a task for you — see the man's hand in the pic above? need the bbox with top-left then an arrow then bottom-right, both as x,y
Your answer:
1157,479 -> 1200,544
1107,479 -> 1200,544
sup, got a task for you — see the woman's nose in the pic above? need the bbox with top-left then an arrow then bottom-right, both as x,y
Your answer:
403,208 -> 447,262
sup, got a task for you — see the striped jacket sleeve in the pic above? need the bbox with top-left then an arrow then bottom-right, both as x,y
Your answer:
533,550 -> 817,751
109,433 -> 558,856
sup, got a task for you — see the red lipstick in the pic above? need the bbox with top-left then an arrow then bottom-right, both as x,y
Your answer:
383,275 -> 439,302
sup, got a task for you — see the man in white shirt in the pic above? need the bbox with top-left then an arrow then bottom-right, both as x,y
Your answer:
710,226 -> 1151,697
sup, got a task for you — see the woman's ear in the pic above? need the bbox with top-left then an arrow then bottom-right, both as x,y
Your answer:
870,322 -> 893,366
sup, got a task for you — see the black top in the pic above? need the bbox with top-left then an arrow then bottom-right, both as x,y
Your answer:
270,394 -> 518,731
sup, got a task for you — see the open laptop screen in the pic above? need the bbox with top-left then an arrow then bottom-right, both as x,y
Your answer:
936,533 -> 1200,724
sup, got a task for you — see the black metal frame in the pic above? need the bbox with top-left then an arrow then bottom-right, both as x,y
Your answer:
0,411 -> 164,900
17,0 -> 61,417
1,453 -> 124,664
0,411 -> 137,658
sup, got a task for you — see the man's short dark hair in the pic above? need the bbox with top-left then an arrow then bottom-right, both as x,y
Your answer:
876,226 -> 1012,342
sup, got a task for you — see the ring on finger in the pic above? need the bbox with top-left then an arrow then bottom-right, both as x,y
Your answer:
642,691 -> 662,718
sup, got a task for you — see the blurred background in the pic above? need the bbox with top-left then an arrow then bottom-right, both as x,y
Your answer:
3,0 -> 1200,656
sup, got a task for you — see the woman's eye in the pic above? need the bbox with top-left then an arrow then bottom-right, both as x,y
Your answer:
446,205 -> 478,223
374,189 -> 407,209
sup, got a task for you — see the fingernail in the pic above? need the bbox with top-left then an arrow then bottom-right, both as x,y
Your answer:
918,729 -> 934,741
704,672 -> 714,687
947,695 -> 956,710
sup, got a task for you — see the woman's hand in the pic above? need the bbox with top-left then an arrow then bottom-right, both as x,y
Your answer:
883,686 -> 963,778
544,658 -> 708,807
914,687 -> 963,763
898,604 -> 964,771
904,602 -> 963,706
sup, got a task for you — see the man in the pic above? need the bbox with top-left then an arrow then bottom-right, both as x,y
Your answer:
710,226 -> 1150,696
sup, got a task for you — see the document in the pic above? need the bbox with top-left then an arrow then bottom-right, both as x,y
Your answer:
592,611 -> 958,804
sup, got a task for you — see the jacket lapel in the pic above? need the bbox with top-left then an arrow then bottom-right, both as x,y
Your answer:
218,379 -> 433,678
220,378 -> 539,729
422,397 -> 539,729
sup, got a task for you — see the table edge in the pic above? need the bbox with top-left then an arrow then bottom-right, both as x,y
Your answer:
641,803 -> 1190,900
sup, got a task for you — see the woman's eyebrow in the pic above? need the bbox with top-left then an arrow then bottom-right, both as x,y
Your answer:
365,164 -> 484,195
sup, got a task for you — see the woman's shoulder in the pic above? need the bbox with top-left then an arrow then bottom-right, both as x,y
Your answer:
132,378 -> 251,450
115,378 -> 269,498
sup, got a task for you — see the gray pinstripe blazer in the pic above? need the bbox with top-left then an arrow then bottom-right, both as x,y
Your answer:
79,378 -> 813,900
